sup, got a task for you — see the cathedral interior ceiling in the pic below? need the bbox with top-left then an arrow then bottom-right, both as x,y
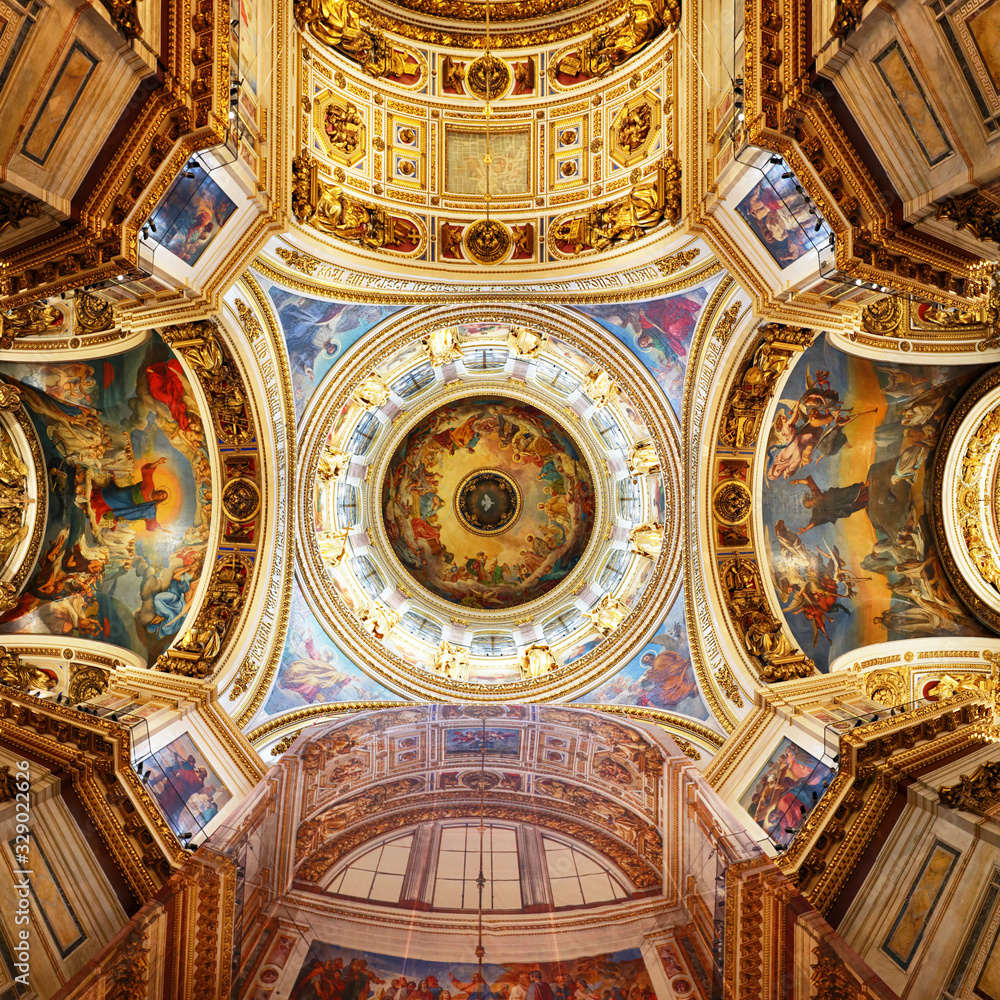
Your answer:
286,708 -> 665,893
4,0 -> 1000,992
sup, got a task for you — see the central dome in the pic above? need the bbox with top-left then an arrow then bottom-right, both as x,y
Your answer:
382,396 -> 596,610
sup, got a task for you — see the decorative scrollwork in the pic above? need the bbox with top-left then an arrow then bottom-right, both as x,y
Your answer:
722,559 -> 814,682
222,477 -> 261,522
860,296 -> 904,336
550,159 -> 680,254
719,325 -> 814,449
829,0 -> 862,38
935,190 -> 1000,246
271,730 -> 305,756
67,665 -> 110,702
0,425 -> 28,569
276,246 -> 321,275
74,291 -> 115,334
158,553 -> 251,679
101,0 -> 142,38
158,321 -> 253,446
939,760 -> 1000,815
0,189 -> 41,238
712,480 -> 752,526
466,54 -> 511,99
655,247 -> 700,276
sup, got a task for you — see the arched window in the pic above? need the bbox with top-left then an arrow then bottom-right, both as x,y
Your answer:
543,836 -> 630,906
326,832 -> 413,903
323,823 -> 634,911
433,823 -> 521,910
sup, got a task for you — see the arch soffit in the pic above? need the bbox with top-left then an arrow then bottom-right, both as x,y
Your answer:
278,708 -> 671,894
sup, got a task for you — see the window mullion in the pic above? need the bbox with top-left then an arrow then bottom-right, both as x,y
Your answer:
518,825 -> 553,909
401,823 -> 439,906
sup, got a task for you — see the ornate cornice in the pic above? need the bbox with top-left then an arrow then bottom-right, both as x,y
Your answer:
228,275 -> 299,727
932,364 -> 1000,633
739,0 -> 994,307
245,701 -> 410,745
777,695 -> 994,913
939,759 -> 1000,816
706,322 -> 818,692
254,244 -> 723,303
0,689 -> 185,902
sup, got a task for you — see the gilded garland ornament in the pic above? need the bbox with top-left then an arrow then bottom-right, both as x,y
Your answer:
466,54 -> 511,99
465,219 -> 511,264
712,480 -> 752,525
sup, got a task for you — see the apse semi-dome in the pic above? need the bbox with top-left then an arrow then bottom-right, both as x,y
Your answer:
382,396 -> 596,609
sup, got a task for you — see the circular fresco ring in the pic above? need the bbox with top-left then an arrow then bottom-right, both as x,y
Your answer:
296,303 -> 682,701
375,390 -> 601,616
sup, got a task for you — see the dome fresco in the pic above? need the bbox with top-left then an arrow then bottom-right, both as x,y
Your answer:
382,397 -> 596,609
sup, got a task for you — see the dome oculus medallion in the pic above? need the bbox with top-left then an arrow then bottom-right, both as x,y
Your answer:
382,396 -> 596,610
455,468 -> 522,535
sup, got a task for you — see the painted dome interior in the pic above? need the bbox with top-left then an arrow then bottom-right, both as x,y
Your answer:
382,396 -> 596,610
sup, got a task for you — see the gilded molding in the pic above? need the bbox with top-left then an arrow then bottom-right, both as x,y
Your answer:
254,246 -> 723,304
0,190 -> 41,239
153,319 -> 264,683
932,365 -> 1000,632
246,702 -> 410,744
682,277 -> 746,731
741,0 -> 995,305
230,274 -> 298,728
0,406 -> 45,591
936,190 -> 1000,247
778,696 -> 994,913
708,323 -> 817,688
0,690 -> 185,901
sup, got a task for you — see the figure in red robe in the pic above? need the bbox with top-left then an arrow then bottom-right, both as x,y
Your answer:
146,360 -> 191,430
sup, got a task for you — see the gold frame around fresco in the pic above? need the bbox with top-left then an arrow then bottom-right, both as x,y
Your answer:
294,305 -> 683,703
363,378 -> 609,622
313,89 -> 369,167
